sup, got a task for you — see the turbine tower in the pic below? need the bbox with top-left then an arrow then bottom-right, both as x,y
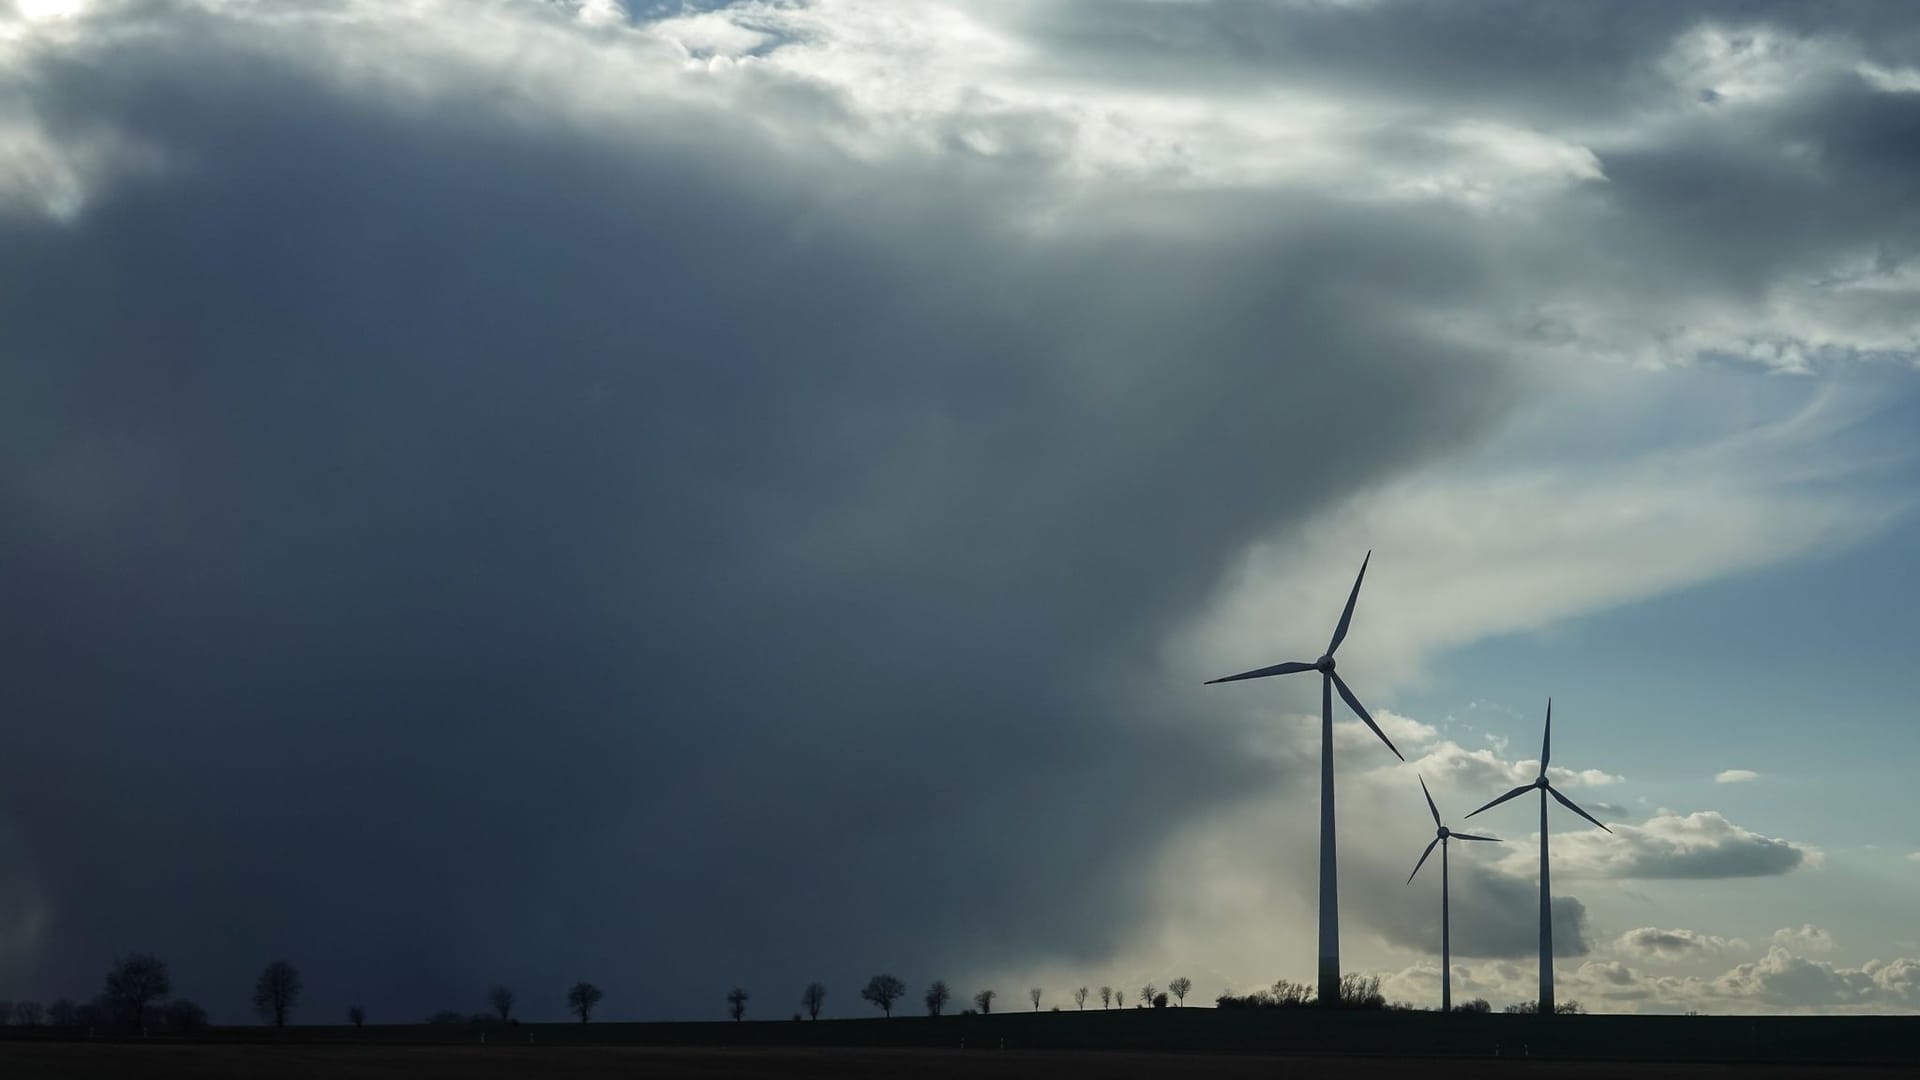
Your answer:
1205,551 -> 1404,1007
1406,776 -> 1500,1013
1465,700 -> 1610,1016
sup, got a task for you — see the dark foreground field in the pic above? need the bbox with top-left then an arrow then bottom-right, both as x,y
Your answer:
0,1044 -> 1909,1080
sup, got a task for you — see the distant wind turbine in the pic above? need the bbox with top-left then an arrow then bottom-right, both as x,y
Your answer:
1205,551 -> 1404,1007
1465,699 -> 1610,1016
1406,776 -> 1500,1013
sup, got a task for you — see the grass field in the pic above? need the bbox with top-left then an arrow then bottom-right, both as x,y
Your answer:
4,1009 -> 1918,1076
0,1044 -> 1910,1080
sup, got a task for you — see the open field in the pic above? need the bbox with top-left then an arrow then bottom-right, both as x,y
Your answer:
1,1044 -> 1914,1080
5,1010 -> 1919,1076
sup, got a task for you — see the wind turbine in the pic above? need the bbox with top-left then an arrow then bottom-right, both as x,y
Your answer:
1407,776 -> 1500,1013
1205,551 -> 1404,1007
1465,699 -> 1610,1016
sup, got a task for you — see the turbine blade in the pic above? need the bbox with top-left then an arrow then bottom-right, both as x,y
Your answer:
1332,671 -> 1402,761
1407,836 -> 1440,885
1540,698 -> 1552,775
1450,832 -> 1501,842
1466,784 -> 1533,818
1327,550 -> 1371,655
1419,775 -> 1441,829
1549,785 -> 1612,833
1203,660 -> 1316,685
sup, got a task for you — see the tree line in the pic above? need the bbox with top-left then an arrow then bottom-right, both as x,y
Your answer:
1211,974 -> 1585,1015
0,953 -> 609,1031
4,956 -> 1581,1029
723,974 -> 1201,1021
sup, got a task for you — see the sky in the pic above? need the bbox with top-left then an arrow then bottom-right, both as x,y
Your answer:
1,0 -> 1919,1023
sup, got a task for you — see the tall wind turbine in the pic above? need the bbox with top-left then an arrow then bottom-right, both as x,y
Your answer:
1465,700 -> 1610,1016
1406,776 -> 1499,1013
1205,551 -> 1404,1007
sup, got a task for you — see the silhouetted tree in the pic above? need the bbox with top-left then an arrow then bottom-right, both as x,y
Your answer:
1169,977 -> 1192,1006
801,982 -> 826,1020
972,989 -> 995,1014
1336,974 -> 1384,1010
727,987 -> 749,1021
1099,986 -> 1112,1009
1272,979 -> 1313,1006
1557,1000 -> 1586,1015
14,1001 -> 44,1027
924,981 -> 950,1017
105,953 -> 170,1031
1152,992 -> 1168,1009
1115,989 -> 1126,1008
1073,987 -> 1089,1010
568,982 -> 602,1023
163,999 -> 207,1033
253,961 -> 303,1027
861,974 -> 907,1017
349,1005 -> 366,1027
0,1001 -> 12,1026
1454,998 -> 1491,1013
1029,987 -> 1042,1011
1139,983 -> 1156,1009
487,986 -> 515,1023
47,999 -> 77,1027
427,1010 -> 468,1026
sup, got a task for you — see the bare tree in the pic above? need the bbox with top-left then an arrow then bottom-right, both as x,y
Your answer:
1029,988 -> 1042,1011
923,980 -> 950,1017
487,986 -> 515,1023
972,989 -> 995,1014
348,1005 -> 366,1027
1168,977 -> 1192,1007
249,960 -> 302,1028
1099,986 -> 1112,1009
568,982 -> 603,1023
1139,984 -> 1157,1009
1115,989 -> 1126,1009
1073,987 -> 1089,1010
1152,992 -> 1168,1008
13,1001 -> 44,1027
801,982 -> 827,1020
1336,973 -> 1384,1009
105,953 -> 171,1031
727,987 -> 750,1021
861,974 -> 907,1017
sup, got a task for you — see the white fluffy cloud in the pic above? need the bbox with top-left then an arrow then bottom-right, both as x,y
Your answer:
1499,810 -> 1817,881
1773,924 -> 1837,954
1616,926 -> 1750,959
1715,769 -> 1760,783
1374,942 -> 1920,1014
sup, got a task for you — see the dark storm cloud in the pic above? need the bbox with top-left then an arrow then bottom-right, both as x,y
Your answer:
1342,843 -> 1592,960
1,0 -> 1910,1022
0,5 -> 1512,1020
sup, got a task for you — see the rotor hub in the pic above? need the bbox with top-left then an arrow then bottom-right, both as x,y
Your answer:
1317,654 -> 1334,672
1438,826 -> 1450,839
1534,776 -> 1549,789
